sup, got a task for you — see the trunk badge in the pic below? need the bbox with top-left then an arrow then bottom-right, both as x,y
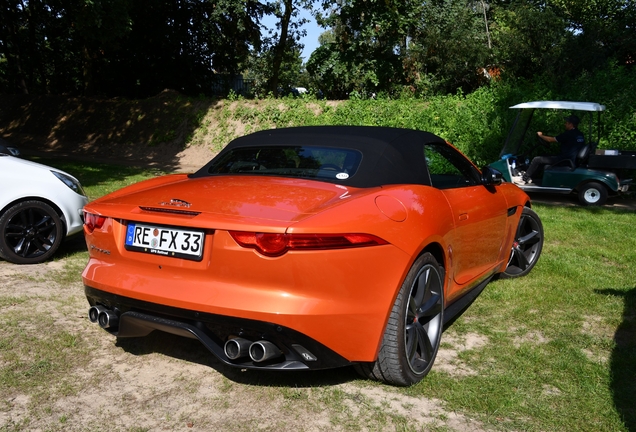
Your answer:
160,199 -> 192,208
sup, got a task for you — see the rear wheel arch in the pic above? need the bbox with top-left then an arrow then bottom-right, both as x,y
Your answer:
501,206 -> 543,278
421,242 -> 446,273
409,241 -> 447,296
421,243 -> 447,296
357,242 -> 447,383
394,241 -> 447,300
355,251 -> 445,385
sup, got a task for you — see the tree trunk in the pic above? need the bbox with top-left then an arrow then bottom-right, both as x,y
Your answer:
269,0 -> 293,96
2,1 -> 30,94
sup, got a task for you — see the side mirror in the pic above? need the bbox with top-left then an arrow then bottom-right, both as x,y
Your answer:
481,166 -> 503,186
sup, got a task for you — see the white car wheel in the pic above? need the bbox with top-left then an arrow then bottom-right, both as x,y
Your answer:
0,200 -> 64,264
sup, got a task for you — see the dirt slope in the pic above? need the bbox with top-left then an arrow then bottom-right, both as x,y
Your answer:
0,90 -> 220,172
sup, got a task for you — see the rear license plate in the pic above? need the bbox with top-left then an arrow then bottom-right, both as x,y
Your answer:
125,223 -> 204,261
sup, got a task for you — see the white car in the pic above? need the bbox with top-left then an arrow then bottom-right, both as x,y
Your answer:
0,154 -> 88,264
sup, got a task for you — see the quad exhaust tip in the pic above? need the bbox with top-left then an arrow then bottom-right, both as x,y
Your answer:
91,309 -> 285,362
249,340 -> 283,362
223,337 -> 283,363
224,337 -> 252,360
88,305 -> 119,329
88,305 -> 107,323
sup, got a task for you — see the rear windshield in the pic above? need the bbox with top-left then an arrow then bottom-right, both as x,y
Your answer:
206,146 -> 363,181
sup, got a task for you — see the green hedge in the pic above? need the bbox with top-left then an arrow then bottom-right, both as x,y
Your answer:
2,65 -> 634,167
192,64 -> 634,166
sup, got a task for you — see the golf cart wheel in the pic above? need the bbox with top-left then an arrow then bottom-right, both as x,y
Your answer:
578,182 -> 607,206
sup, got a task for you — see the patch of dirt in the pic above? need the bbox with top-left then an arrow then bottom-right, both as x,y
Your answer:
9,131 -> 219,174
581,315 -> 616,340
436,332 -> 489,377
0,258 -> 490,432
581,348 -> 609,364
340,385 -> 488,432
174,142 -> 221,173
512,330 -> 549,348
542,384 -> 562,396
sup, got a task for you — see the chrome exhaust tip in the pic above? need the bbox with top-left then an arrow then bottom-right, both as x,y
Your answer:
224,337 -> 252,360
97,309 -> 119,329
249,340 -> 283,362
88,305 -> 108,323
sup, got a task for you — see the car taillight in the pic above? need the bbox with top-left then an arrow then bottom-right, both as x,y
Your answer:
229,231 -> 388,257
84,211 -> 107,233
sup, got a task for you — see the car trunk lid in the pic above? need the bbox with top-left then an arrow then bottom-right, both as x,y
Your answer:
88,175 -> 372,230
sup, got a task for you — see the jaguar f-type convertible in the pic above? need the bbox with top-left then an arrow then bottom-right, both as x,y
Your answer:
82,126 -> 543,385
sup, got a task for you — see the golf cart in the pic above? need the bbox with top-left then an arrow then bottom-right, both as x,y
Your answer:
489,101 -> 635,206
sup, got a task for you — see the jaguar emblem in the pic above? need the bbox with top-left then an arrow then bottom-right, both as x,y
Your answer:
160,198 -> 192,208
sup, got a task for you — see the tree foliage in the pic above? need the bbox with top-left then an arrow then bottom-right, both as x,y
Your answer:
245,0 -> 308,96
307,0 -> 636,97
306,0 -> 421,98
0,0 -> 267,97
0,0 -> 634,98
410,0 -> 493,94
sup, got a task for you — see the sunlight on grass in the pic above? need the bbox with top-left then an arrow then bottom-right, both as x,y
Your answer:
1,157 -> 634,431
407,203 -> 636,431
31,157 -> 161,200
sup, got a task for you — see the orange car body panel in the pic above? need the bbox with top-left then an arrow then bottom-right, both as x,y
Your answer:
83,172 -> 527,362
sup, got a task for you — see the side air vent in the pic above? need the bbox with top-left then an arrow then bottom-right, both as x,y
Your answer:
139,206 -> 201,217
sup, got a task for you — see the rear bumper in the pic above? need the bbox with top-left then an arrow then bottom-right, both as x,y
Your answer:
618,178 -> 631,193
82,229 -> 413,361
85,285 -> 352,370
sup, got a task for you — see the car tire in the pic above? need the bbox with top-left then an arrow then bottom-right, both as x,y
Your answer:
355,253 -> 444,386
0,200 -> 64,264
501,207 -> 543,279
578,182 -> 608,206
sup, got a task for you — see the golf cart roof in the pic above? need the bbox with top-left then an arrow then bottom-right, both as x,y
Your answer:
510,101 -> 605,112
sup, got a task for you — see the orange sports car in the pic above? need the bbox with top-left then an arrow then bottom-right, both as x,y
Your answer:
82,126 -> 543,386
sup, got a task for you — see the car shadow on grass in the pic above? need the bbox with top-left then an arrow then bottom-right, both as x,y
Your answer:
595,287 -> 636,431
529,191 -> 636,211
115,331 -> 360,388
111,285 -> 483,390
56,233 -> 88,257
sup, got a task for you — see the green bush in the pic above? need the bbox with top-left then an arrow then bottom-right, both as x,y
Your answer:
2,65 -> 633,166
200,65 -> 635,165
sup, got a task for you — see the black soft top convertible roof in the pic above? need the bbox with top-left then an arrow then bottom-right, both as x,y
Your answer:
191,126 -> 447,188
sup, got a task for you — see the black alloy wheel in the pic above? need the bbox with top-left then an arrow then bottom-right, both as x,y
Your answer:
502,207 -> 543,278
0,200 -> 64,264
355,253 -> 444,386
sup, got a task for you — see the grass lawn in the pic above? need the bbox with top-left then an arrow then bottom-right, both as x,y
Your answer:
1,158 -> 634,431
409,202 -> 636,431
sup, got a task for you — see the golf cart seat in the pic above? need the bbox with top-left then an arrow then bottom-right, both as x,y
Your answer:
545,142 -> 596,172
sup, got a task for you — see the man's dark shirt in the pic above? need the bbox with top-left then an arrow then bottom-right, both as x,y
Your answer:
556,128 -> 585,161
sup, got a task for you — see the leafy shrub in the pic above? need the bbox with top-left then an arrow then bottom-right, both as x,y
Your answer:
191,64 -> 635,164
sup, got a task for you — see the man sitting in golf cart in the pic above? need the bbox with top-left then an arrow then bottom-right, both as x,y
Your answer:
520,115 -> 585,184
